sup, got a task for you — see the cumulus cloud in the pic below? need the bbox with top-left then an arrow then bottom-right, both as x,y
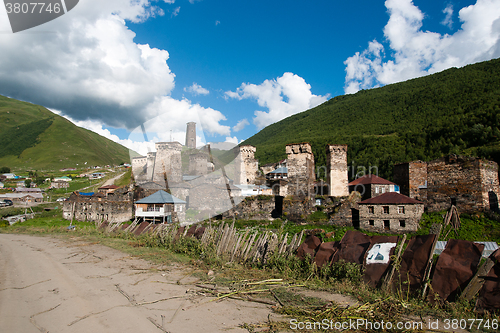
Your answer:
184,82 -> 209,96
225,73 -> 329,129
232,119 -> 249,132
0,0 -> 229,138
225,136 -> 239,144
344,0 -> 500,94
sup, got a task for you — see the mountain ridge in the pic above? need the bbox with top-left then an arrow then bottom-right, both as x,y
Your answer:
0,95 -> 132,171
241,58 -> 500,180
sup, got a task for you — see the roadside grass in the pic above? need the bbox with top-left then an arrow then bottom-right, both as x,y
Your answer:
1,215 -> 498,332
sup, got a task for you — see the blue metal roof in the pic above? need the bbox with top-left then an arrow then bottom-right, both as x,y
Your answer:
269,167 -> 288,174
135,190 -> 186,204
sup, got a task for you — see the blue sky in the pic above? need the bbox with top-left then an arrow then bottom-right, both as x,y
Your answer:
0,0 -> 498,156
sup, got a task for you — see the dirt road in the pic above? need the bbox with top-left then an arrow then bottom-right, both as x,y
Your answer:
0,234 -> 277,333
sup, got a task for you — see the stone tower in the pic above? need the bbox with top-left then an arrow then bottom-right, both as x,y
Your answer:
286,143 -> 316,197
189,152 -> 209,176
131,156 -> 147,181
234,145 -> 258,185
185,122 -> 196,149
153,142 -> 182,184
326,144 -> 349,196
146,152 -> 156,181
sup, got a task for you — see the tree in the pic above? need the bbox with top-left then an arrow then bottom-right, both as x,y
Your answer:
0,167 -> 10,173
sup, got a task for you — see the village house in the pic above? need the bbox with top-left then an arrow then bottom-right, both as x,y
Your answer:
98,185 -> 119,196
348,174 -> 399,201
134,190 -> 186,223
0,192 -> 43,203
266,167 -> 288,180
63,189 -> 133,223
50,179 -> 70,189
358,192 -> 424,233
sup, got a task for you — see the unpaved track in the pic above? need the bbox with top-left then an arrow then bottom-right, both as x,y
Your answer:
0,234 -> 276,333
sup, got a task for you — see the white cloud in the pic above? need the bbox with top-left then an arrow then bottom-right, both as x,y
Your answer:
171,6 -> 180,17
184,82 -> 209,95
226,72 -> 329,129
215,20 -> 221,26
0,0 -> 229,137
344,0 -> 500,94
232,119 -> 249,132
225,136 -> 239,144
441,4 -> 454,29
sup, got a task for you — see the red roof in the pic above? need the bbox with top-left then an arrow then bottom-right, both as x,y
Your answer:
348,174 -> 396,186
98,185 -> 119,190
359,192 -> 423,205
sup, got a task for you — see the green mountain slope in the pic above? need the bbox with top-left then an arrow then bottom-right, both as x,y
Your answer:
0,95 -> 132,170
242,58 -> 500,180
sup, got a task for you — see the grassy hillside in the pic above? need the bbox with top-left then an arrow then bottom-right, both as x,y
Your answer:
0,95 -> 132,171
242,58 -> 500,180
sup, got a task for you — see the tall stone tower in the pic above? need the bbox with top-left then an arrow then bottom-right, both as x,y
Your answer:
185,122 -> 196,149
146,152 -> 156,181
286,143 -> 316,197
153,142 -> 182,184
234,145 -> 258,185
326,144 -> 349,196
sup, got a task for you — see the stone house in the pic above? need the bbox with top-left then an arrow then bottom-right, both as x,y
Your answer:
358,192 -> 424,233
98,185 -> 119,196
135,190 -> 186,223
348,174 -> 399,201
50,179 -> 69,189
63,188 -> 133,223
394,155 -> 500,213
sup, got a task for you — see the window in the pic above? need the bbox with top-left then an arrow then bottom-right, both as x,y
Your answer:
368,206 -> 374,214
399,220 -> 406,228
383,206 -> 389,214
369,220 -> 374,226
381,187 -> 385,193
398,206 -> 405,214
375,187 -> 379,194
384,220 -> 390,230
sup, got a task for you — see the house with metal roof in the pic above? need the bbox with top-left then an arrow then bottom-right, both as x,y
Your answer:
134,190 -> 186,223
358,192 -> 424,233
266,167 -> 288,180
348,174 -> 400,200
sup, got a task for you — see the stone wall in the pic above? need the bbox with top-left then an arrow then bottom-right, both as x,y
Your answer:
359,203 -> 423,233
394,155 -> 500,213
480,160 -> 500,211
326,144 -> 349,196
222,195 -> 276,220
153,142 -> 182,184
427,156 -> 484,213
286,143 -> 316,197
393,161 -> 427,201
